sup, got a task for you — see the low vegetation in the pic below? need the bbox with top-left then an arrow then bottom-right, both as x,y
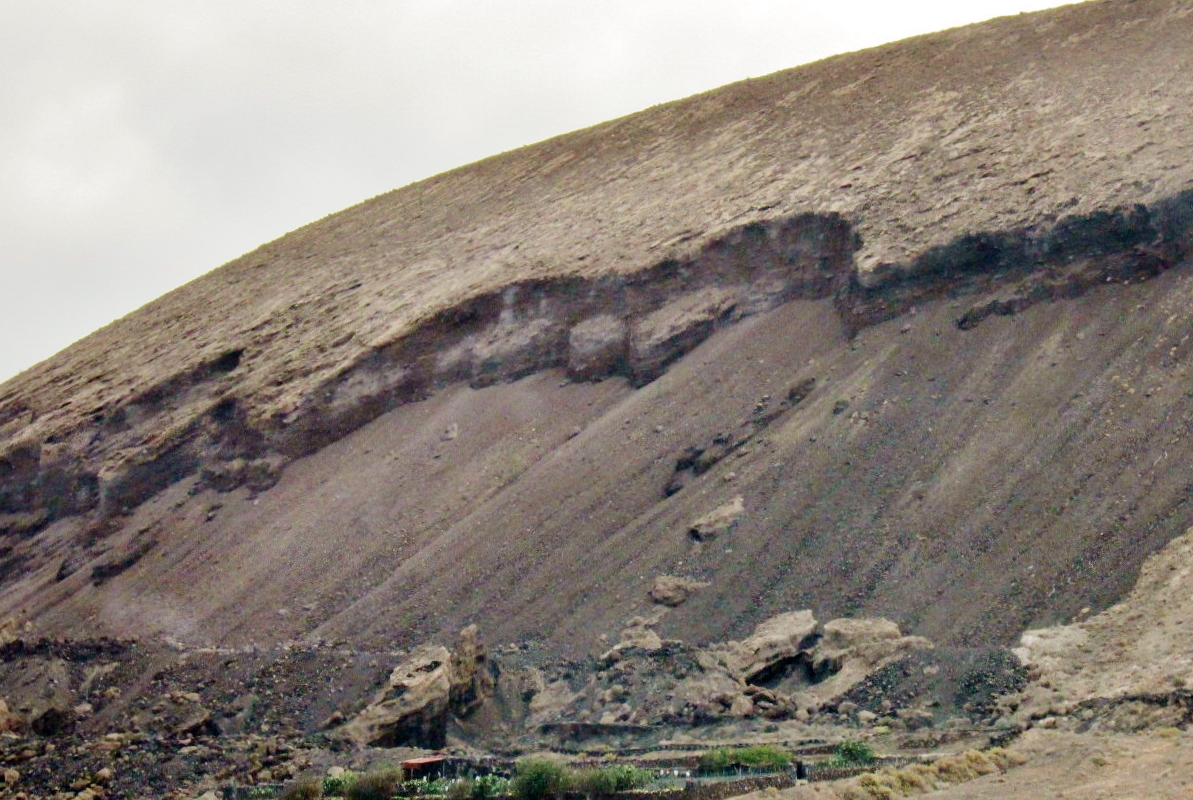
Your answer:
509,758 -> 652,800
510,758 -> 569,800
345,768 -> 403,800
447,774 -> 513,800
567,764 -> 653,797
838,748 -> 1026,799
822,740 -> 876,769
696,744 -> 793,774
281,779 -> 325,800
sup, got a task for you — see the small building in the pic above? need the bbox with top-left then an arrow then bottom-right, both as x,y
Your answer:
402,756 -> 449,781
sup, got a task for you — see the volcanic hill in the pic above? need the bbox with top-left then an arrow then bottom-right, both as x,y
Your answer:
4,0 -> 1193,796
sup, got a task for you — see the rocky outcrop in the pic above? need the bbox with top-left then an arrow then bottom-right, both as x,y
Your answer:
531,610 -> 933,729
720,610 -> 820,683
338,644 -> 453,748
4,189 -> 1193,567
0,215 -> 853,541
450,624 -> 495,716
604,611 -> 668,657
1003,527 -> 1193,732
794,618 -> 933,710
338,625 -> 495,748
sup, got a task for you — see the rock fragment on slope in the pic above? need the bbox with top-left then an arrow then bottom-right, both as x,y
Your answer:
794,618 -> 934,708
648,575 -> 710,607
687,496 -> 744,542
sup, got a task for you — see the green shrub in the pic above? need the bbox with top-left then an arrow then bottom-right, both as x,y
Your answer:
562,764 -> 651,798
426,778 -> 458,796
735,746 -> 792,770
400,778 -> 431,796
345,768 -> 403,800
601,765 -> 651,792
511,758 -> 567,800
400,776 -> 458,797
568,768 -> 619,798
470,774 -> 511,799
697,745 -> 791,774
325,773 -> 356,797
436,775 -> 513,800
697,748 -> 733,774
835,740 -> 875,766
282,777 -> 325,800
822,740 -> 876,769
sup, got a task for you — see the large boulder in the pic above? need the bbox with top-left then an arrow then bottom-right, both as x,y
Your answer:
604,610 -> 668,657
450,624 -> 495,715
723,610 -> 819,683
339,644 -> 453,748
795,617 -> 933,709
339,626 -> 495,748
526,677 -> 578,727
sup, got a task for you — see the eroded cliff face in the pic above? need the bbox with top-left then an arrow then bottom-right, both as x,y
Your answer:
3,0 -> 1193,654
4,194 -> 1193,547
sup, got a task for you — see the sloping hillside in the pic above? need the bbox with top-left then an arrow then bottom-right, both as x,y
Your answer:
1,0 -> 1193,664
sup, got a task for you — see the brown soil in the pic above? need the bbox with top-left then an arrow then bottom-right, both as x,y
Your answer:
763,730 -> 1193,799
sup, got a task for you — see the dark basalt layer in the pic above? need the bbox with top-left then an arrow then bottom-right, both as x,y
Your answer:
4,192 -> 1193,544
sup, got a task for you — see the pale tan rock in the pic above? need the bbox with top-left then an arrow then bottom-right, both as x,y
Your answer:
611,610 -> 668,653
794,617 -> 933,709
1011,528 -> 1193,726
648,575 -> 710,607
339,626 -> 496,748
527,680 -> 578,726
338,644 -> 453,748
688,496 -> 744,542
724,609 -> 819,682
450,624 -> 495,715
671,671 -> 747,717
729,695 -> 755,717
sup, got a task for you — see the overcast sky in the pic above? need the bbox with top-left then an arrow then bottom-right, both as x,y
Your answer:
0,1 -> 1074,383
